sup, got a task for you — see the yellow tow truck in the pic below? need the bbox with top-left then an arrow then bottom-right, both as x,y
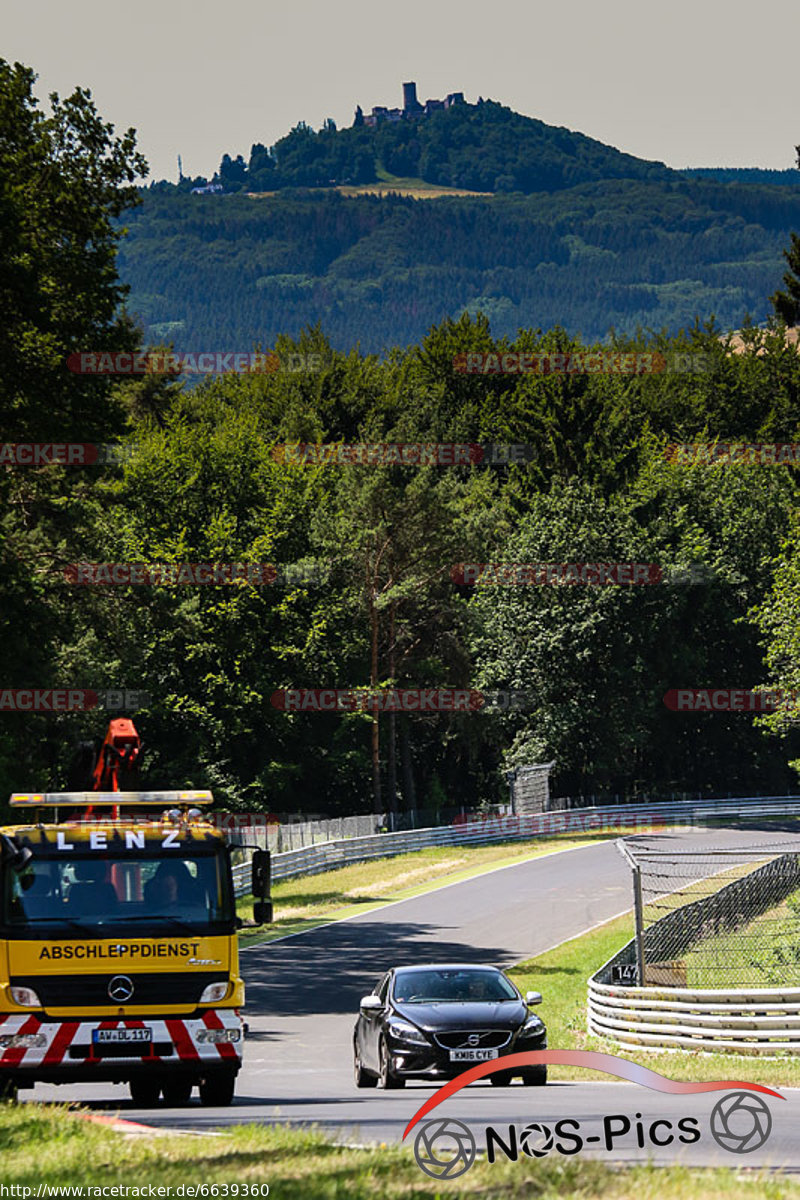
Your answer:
0,783 -> 271,1106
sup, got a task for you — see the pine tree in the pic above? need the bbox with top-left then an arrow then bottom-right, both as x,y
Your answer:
770,144 -> 800,324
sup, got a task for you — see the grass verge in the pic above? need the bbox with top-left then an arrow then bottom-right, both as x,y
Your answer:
238,830 -> 643,947
685,886 -> 800,988
1,1104 -> 798,1198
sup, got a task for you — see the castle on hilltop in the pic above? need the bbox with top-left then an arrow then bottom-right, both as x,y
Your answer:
354,82 -> 467,128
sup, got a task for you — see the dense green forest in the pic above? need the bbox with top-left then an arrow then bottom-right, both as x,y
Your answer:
6,58 -> 800,819
683,168 -> 800,186
8,312 -> 800,815
120,178 -> 800,351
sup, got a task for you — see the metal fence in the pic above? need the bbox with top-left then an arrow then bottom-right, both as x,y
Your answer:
224,806 -> 515,851
618,835 -> 800,988
588,830 -> 800,1054
230,793 -> 800,896
229,801 -> 669,895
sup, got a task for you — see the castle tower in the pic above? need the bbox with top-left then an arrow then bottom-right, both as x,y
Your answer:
402,81 -> 421,112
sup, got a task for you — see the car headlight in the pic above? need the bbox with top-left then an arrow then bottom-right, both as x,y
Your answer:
9,986 -> 41,1008
199,982 -> 229,1004
522,1016 -> 545,1036
387,1019 -> 428,1045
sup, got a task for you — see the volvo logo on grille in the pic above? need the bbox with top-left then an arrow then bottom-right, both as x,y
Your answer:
108,975 -> 134,1002
467,1033 -> 480,1047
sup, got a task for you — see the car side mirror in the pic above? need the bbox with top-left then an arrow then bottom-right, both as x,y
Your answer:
359,994 -> 383,1012
525,991 -> 542,1006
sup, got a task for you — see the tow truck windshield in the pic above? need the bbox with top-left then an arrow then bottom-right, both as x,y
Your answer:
2,851 -> 233,933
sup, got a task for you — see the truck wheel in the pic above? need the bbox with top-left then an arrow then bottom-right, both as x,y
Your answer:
199,1070 -> 236,1106
129,1077 -> 161,1106
162,1078 -> 194,1106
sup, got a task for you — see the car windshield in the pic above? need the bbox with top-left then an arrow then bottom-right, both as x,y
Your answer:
2,851 -> 232,932
393,969 -> 517,1003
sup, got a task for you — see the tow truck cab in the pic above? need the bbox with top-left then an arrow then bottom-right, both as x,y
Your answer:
0,790 -> 269,1106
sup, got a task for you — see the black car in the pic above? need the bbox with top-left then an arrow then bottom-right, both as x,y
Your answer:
353,963 -> 547,1089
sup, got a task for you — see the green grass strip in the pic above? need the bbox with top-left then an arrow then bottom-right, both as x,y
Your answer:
0,1104 -> 798,1197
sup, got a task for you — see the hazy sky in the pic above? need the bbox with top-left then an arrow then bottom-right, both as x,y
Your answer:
5,0 -> 799,182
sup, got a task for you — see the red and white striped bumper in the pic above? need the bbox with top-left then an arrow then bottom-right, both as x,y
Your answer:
0,1009 -> 243,1073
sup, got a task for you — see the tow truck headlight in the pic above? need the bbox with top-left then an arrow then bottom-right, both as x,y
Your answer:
199,982 -> 229,1003
0,1033 -> 46,1048
196,1027 -> 241,1044
9,986 -> 41,1008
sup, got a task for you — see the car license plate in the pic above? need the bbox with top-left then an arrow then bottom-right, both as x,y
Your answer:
92,1028 -> 152,1045
449,1048 -> 499,1062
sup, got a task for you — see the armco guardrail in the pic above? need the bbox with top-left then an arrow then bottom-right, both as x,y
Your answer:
588,975 -> 800,1055
231,793 -> 800,896
230,802 -> 666,896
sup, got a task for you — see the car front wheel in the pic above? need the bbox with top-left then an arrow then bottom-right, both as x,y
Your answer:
377,1037 -> 405,1089
490,1070 -> 514,1086
354,1044 -> 377,1088
522,1066 -> 547,1086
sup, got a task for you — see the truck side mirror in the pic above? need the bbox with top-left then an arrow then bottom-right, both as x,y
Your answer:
0,835 -> 32,872
251,848 -> 271,898
250,849 -> 272,925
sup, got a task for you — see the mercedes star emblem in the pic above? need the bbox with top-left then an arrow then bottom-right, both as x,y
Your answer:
108,975 -> 134,1002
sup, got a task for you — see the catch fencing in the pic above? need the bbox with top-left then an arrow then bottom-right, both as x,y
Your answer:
620,836 -> 800,988
588,832 -> 800,1053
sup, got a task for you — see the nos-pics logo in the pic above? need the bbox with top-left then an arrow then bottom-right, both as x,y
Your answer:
405,1051 -> 782,1180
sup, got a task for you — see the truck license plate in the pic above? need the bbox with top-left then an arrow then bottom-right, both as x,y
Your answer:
449,1048 -> 499,1062
92,1028 -> 152,1044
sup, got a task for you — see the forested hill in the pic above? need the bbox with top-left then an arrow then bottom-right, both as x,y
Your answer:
119,177 -> 800,352
159,99 -> 675,195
